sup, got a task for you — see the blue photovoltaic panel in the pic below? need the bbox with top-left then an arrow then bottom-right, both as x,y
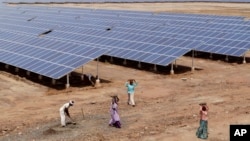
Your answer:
0,4 -> 249,71
0,30 -> 108,79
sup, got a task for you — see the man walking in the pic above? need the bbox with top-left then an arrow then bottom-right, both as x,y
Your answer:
59,100 -> 74,127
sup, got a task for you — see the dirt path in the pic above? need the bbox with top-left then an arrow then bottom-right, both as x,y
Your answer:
42,2 -> 250,18
1,55 -> 250,141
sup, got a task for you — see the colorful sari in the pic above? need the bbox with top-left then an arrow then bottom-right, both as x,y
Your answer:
109,102 -> 121,128
196,120 -> 208,139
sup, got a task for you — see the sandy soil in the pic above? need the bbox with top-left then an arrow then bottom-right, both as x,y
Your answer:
44,2 -> 250,18
1,2 -> 250,141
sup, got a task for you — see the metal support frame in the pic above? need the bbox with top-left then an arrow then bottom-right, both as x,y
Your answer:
243,54 -> 246,64
153,64 -> 157,71
191,50 -> 195,72
138,62 -> 141,68
175,60 -> 177,68
81,66 -> 84,80
52,79 -> 56,85
26,71 -> 30,76
170,63 -> 174,75
194,50 -> 197,56
38,75 -> 42,80
225,55 -> 229,62
96,58 -> 99,80
15,67 -> 19,72
110,56 -> 113,63
209,53 -> 213,59
65,74 -> 70,88
123,59 -> 127,65
95,58 -> 101,86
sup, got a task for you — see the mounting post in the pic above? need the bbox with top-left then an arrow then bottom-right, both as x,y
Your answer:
191,50 -> 195,72
65,74 -> 70,88
170,63 -> 174,75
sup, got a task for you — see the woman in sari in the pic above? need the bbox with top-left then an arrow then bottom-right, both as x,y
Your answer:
109,96 -> 121,128
196,103 -> 209,139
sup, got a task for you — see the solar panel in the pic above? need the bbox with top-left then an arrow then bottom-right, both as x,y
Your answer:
0,4 -> 249,74
0,30 -> 109,79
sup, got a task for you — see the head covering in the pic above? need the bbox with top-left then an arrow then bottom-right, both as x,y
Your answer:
111,95 -> 119,104
69,100 -> 74,105
199,102 -> 206,106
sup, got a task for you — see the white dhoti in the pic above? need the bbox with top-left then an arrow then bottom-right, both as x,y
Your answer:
60,108 -> 66,126
59,102 -> 72,126
128,92 -> 135,106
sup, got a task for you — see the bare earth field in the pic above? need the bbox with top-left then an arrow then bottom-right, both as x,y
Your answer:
1,2 -> 250,141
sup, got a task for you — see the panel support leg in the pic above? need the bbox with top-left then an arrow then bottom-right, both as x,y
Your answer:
65,74 -> 70,88
138,62 -> 141,68
194,50 -> 197,56
26,71 -> 30,76
38,75 -> 42,80
110,57 -> 113,63
52,79 -> 56,85
81,66 -> 84,80
95,58 -> 101,87
225,55 -> 229,62
209,53 -> 213,59
123,59 -> 127,65
153,64 -> 157,71
243,55 -> 246,64
191,50 -> 195,72
15,67 -> 19,73
170,63 -> 174,75
5,65 -> 9,69
175,60 -> 178,68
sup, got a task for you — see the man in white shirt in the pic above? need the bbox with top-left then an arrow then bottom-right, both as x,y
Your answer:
59,100 -> 74,127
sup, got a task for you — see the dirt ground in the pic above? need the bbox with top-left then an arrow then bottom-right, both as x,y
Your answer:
1,2 -> 250,141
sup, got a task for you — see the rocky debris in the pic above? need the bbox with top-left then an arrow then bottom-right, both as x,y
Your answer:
43,128 -> 57,135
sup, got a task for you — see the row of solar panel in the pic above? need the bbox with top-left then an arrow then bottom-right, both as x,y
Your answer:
0,23 -> 197,65
0,7 -> 250,36
0,30 -> 108,79
0,7 -> 249,57
18,6 -> 250,24
34,15 -> 250,33
2,14 -> 249,45
1,13 -> 249,48
0,4 -> 249,81
1,18 -> 247,58
0,5 -> 246,22
3,0 -> 250,3
1,13 -> 247,33
0,9 -> 249,35
2,5 -> 249,33
46,30 -> 250,57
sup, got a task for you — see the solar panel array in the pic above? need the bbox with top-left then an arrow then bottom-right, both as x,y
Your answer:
0,30 -> 109,79
3,0 -> 250,4
0,5 -> 110,79
0,5 -> 250,79
4,5 -> 249,56
0,5 -> 204,67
